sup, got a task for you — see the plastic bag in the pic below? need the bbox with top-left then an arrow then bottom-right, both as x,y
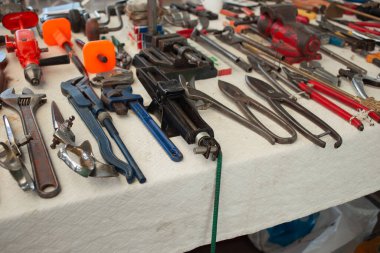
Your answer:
249,197 -> 379,253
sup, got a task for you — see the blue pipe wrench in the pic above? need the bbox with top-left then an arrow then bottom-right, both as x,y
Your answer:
102,85 -> 183,162
61,76 -> 146,183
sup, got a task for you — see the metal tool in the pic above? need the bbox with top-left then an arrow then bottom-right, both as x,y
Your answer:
99,82 -> 183,162
0,115 -> 34,191
246,76 -> 342,148
191,22 -> 253,72
164,7 -> 198,28
112,36 -> 132,69
339,69 -> 380,99
240,39 -> 380,113
179,76 -> 279,144
85,2 -> 125,41
136,66 -> 220,160
148,0 -> 158,35
92,69 -> 134,89
170,2 -> 218,20
248,55 -> 293,98
319,46 -> 367,75
218,80 -> 297,144
61,76 -> 144,183
0,88 -> 60,198
269,70 -> 311,99
39,2 -> 89,33
94,1 -> 126,26
51,101 -> 118,177
317,17 -> 376,52
325,2 -> 380,23
334,20 -> 380,37
300,61 -> 341,87
133,32 -> 217,81
284,68 -> 376,130
211,27 -> 283,72
0,11 -> 70,85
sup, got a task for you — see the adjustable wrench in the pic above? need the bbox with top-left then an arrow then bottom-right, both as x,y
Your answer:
0,88 -> 60,198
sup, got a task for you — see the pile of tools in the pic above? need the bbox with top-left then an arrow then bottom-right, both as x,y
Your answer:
0,0 -> 379,198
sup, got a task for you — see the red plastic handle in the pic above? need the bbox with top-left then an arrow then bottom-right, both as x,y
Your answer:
299,82 -> 363,130
308,80 -> 380,123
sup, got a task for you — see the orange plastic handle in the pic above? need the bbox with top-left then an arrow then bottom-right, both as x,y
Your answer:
83,40 -> 116,73
42,18 -> 72,47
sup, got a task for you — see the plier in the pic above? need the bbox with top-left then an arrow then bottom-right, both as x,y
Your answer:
218,80 -> 297,144
284,68 -> 380,130
245,75 -> 343,148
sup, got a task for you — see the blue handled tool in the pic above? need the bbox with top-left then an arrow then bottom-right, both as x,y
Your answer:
101,85 -> 183,162
61,76 -> 146,183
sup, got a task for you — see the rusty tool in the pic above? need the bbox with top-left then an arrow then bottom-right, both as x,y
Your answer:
246,76 -> 343,148
241,41 -> 380,113
325,2 -> 380,23
0,88 -> 60,198
85,2 -> 125,41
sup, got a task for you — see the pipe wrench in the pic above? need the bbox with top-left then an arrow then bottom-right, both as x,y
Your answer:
99,83 -> 183,162
60,76 -> 144,183
0,88 -> 60,198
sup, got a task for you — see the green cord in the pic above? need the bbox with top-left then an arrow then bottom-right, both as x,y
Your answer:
211,152 -> 223,253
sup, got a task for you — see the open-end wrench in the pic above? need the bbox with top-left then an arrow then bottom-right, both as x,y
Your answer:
0,88 -> 60,198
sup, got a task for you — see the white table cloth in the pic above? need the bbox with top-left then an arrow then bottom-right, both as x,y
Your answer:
0,14 -> 379,253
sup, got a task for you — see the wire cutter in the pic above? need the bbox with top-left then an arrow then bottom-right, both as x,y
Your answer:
218,80 -> 297,144
245,75 -> 343,148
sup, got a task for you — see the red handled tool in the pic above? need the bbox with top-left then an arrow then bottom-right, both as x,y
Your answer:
334,20 -> 380,36
284,68 -> 380,130
0,11 -> 70,85
74,39 -> 116,74
257,4 -> 321,64
42,18 -> 88,77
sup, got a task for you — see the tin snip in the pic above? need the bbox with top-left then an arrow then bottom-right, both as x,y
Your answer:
246,75 -> 343,148
180,76 -> 297,144
51,101 -> 118,178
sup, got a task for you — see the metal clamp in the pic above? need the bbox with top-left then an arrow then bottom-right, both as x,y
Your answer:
0,115 -> 34,191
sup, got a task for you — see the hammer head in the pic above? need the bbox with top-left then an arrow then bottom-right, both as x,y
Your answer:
0,88 -> 47,113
